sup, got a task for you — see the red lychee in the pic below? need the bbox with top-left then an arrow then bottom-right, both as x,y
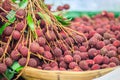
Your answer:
79,60 -> 89,70
93,55 -> 104,64
91,64 -> 100,70
64,55 -> 73,63
69,62 -> 78,69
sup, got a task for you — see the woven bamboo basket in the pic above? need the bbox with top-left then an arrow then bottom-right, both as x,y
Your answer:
22,67 -> 117,80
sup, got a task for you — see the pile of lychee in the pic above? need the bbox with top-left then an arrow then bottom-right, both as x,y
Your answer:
0,1 -> 120,78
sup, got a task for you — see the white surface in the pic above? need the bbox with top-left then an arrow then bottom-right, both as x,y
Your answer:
93,67 -> 120,80
45,0 -> 120,11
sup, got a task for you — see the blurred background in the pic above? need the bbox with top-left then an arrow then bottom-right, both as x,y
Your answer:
45,0 -> 120,11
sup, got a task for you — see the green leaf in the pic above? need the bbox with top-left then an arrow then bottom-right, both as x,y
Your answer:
19,0 -> 28,9
16,66 -> 24,72
5,69 -> 15,80
0,22 -> 11,35
55,15 -> 71,26
27,13 -> 35,31
11,61 -> 21,71
37,12 -> 52,24
12,0 -> 20,3
27,13 -> 37,38
6,10 -> 16,23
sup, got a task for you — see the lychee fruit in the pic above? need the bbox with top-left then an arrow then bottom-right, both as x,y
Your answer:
37,37 -> 46,46
64,50 -> 71,55
103,56 -> 110,64
79,52 -> 88,60
64,55 -> 73,63
101,64 -> 109,69
86,59 -> 95,67
30,42 -> 40,53
16,9 -> 26,19
53,47 -> 62,57
79,46 -> 87,52
2,0 -> 11,11
79,60 -> 89,70
96,41 -> 105,49
19,46 -> 28,57
18,57 -> 27,66
38,47 -> 44,55
10,50 -> 20,60
5,57 -> 13,67
108,62 -> 116,67
57,6 -> 63,11
91,64 -> 100,70
109,57 -> 119,65
69,62 -> 78,69
0,47 -> 3,57
44,51 -> 53,59
12,30 -> 21,40
15,21 -> 25,31
4,26 -> 13,36
59,61 -> 67,69
28,58 -> 38,67
50,62 -> 58,67
88,48 -> 98,58
73,54 -> 81,62
0,63 -> 7,73
63,4 -> 70,10
93,55 -> 104,64
106,50 -> 117,58
113,40 -> 120,47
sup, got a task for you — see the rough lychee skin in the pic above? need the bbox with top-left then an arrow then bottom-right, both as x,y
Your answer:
50,62 -> 58,67
79,46 -> 87,52
44,45 -> 51,51
96,41 -> 105,49
86,60 -> 95,67
75,35 -> 84,43
117,47 -> 120,54
89,37 -> 97,47
79,52 -> 88,60
108,62 -> 116,67
28,58 -> 38,67
18,58 -> 27,66
101,64 -> 109,69
57,6 -> 63,11
38,47 -> 44,55
2,0 -> 11,11
19,46 -> 28,57
16,9 -> 26,19
63,4 -> 70,10
37,37 -> 46,46
0,63 -> 7,73
30,42 -> 40,53
4,26 -> 13,36
0,47 -> 3,57
88,48 -> 98,58
109,57 -> 120,65
100,47 -> 108,55
5,57 -> 13,67
113,40 -> 120,47
44,51 -> 53,59
79,60 -> 89,70
12,30 -> 21,40
59,61 -> 67,69
91,64 -> 100,70
103,32 -> 112,39
64,50 -> 71,55
103,56 -> 110,64
10,50 -> 20,60
106,50 -> 117,58
64,55 -> 73,63
15,21 -> 24,31
69,62 -> 78,69
36,28 -> 43,37
65,37 -> 74,45
73,54 -> 81,62
45,31 -> 56,41
53,47 -> 62,57
93,55 -> 104,64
